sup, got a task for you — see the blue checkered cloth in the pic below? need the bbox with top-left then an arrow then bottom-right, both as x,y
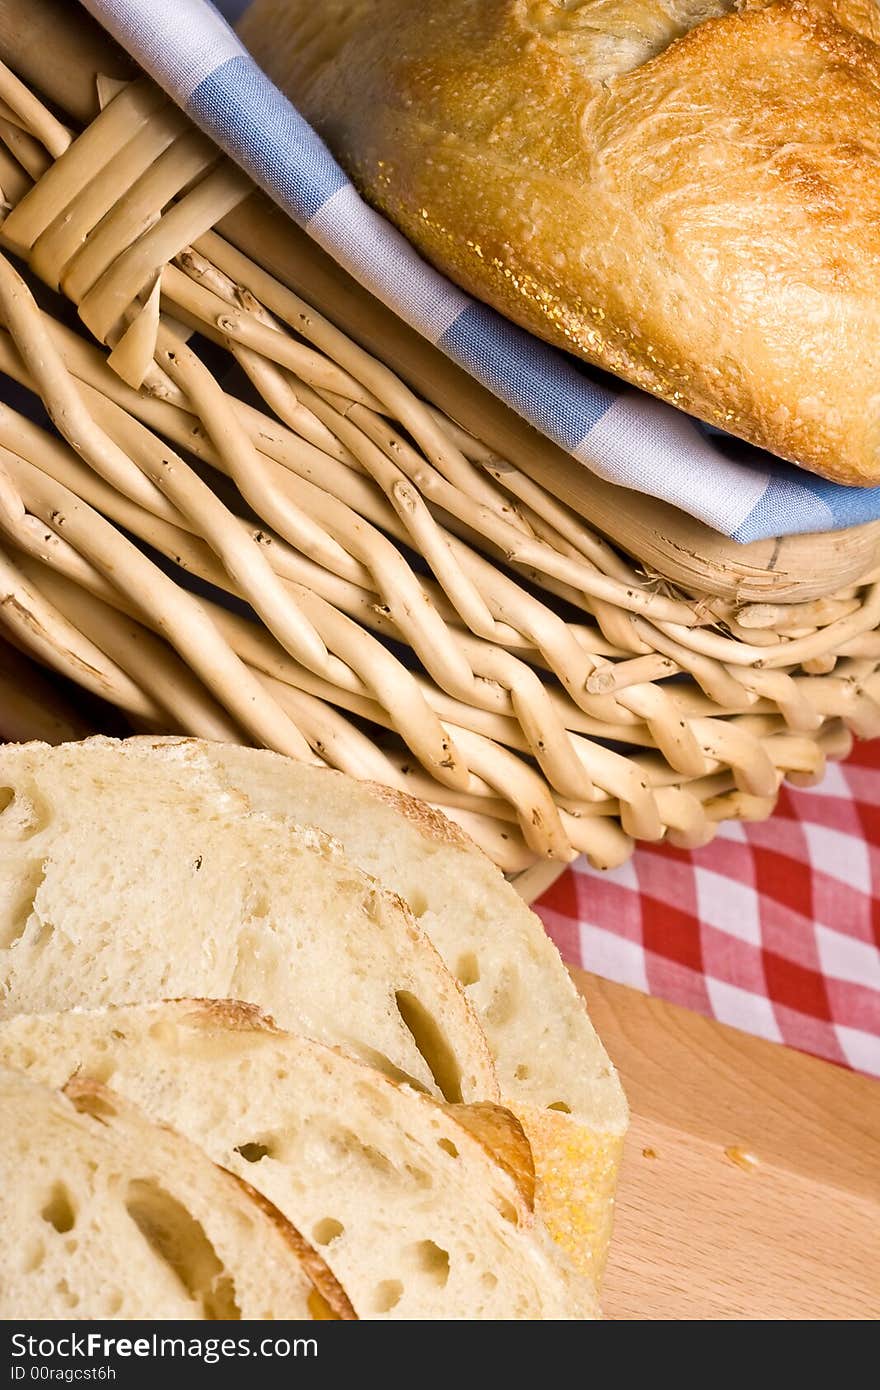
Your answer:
83,0 -> 880,542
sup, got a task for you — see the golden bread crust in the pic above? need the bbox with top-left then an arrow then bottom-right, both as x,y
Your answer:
445,1100 -> 537,1211
241,0 -> 880,484
513,1103 -> 625,1285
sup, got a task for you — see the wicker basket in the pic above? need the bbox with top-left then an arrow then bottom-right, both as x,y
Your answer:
1,5 -> 879,891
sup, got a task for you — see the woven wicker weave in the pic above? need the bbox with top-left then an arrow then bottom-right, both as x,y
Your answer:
0,17 -> 879,881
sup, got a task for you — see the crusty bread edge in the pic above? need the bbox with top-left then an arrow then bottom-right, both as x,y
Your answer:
514,1101 -> 624,1287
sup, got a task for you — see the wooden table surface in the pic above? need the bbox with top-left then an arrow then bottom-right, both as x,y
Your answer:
574,969 -> 880,1319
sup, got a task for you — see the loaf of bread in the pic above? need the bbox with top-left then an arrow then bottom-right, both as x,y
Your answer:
0,739 -> 497,1104
240,0 -> 880,486
0,1000 -> 596,1319
177,738 -> 627,1283
0,1066 -> 351,1320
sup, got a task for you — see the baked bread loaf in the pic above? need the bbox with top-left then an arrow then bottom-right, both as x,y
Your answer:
174,738 -> 627,1283
0,1066 -> 351,1320
0,999 -> 596,1319
240,0 -> 880,485
0,739 -> 496,1104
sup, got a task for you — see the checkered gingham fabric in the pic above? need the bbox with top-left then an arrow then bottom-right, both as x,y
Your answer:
536,740 -> 880,1078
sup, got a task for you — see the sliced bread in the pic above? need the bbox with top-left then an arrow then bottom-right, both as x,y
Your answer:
0,739 -> 496,1104
154,738 -> 628,1281
0,1065 -> 352,1320
0,1000 -> 596,1319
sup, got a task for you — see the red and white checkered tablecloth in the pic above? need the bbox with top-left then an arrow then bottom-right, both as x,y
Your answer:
535,740 -> 880,1078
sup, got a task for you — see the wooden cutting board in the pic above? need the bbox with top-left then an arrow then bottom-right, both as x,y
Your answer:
574,969 -> 880,1319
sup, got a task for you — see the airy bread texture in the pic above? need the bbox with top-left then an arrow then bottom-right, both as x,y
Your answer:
0,1000 -> 596,1319
240,0 -> 880,485
0,739 -> 496,1104
0,1065 -> 351,1320
173,738 -> 627,1282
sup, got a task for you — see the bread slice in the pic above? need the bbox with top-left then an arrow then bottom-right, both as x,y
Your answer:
0,739 -> 496,1105
0,1000 -> 597,1319
165,739 -> 627,1280
0,1064 -> 352,1320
